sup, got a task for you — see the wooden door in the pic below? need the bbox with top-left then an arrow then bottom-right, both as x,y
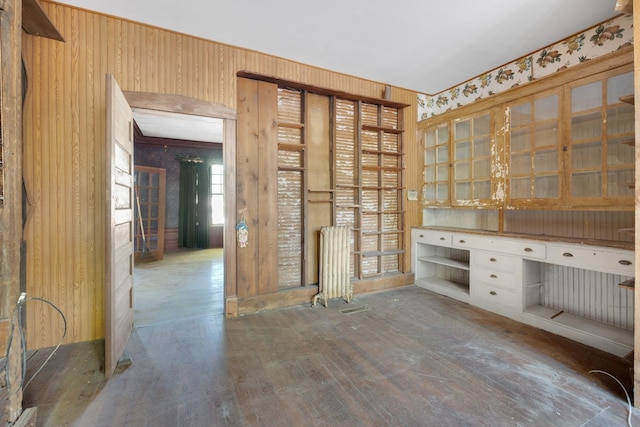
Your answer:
105,74 -> 135,377
134,166 -> 166,261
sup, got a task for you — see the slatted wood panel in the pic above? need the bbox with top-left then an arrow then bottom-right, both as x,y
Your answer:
21,2 -> 418,348
540,264 -> 634,330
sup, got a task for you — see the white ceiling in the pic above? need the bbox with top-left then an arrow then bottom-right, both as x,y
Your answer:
55,0 -> 620,94
55,0 -> 622,143
133,109 -> 223,143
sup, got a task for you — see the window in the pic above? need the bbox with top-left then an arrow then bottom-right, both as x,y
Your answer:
210,164 -> 224,224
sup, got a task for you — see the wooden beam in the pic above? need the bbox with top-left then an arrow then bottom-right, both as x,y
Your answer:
124,91 -> 236,120
22,0 -> 64,41
237,71 -> 410,109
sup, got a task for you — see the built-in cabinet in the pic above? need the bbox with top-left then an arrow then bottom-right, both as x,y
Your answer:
420,55 -> 635,211
412,228 -> 634,357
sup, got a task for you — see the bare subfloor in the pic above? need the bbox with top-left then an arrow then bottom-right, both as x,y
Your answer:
22,251 -> 636,426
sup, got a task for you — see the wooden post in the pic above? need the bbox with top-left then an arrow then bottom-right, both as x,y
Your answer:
0,0 -> 24,421
633,0 -> 640,409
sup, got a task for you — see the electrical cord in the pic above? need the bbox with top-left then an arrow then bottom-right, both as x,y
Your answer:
22,297 -> 67,390
3,296 -> 67,394
589,369 -> 633,427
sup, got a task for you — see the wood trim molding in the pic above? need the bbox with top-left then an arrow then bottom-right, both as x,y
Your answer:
123,91 -> 237,120
237,71 -> 410,109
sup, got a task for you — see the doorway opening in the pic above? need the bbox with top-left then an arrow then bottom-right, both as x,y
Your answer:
125,96 -> 235,327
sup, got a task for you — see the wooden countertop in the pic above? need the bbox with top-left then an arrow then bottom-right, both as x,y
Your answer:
413,226 -> 635,251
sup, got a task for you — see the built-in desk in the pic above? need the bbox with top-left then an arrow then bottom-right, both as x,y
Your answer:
412,228 -> 634,357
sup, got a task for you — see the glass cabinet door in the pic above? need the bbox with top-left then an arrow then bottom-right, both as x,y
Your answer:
568,69 -> 634,204
422,124 -> 449,205
507,91 -> 561,206
452,112 -> 493,205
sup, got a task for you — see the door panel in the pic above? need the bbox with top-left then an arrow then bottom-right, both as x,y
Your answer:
105,74 -> 135,377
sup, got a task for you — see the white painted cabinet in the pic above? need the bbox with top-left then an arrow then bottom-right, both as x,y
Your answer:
412,229 -> 470,303
412,228 -> 635,357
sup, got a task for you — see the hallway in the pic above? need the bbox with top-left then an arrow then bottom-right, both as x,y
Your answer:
133,248 -> 224,326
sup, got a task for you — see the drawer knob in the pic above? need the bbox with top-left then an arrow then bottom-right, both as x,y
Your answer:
490,257 -> 497,262
490,291 -> 497,296
562,252 -> 573,258
490,274 -> 498,279
419,234 -> 424,238
459,239 -> 466,244
619,260 -> 632,266
524,247 -> 533,252
439,237 -> 445,241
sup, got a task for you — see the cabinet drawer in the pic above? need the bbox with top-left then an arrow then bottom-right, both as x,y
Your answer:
473,267 -> 517,290
546,244 -> 634,275
473,282 -> 517,308
474,252 -> 517,273
453,234 -> 546,259
413,230 -> 452,246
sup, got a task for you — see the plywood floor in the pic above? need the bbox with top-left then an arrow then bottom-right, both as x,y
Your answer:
22,250 -> 636,426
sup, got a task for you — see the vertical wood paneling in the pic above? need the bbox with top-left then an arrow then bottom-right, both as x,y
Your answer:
541,264 -> 633,330
22,2 -> 419,348
257,81 -> 279,294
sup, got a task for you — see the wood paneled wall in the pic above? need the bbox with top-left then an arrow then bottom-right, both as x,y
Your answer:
21,2 -> 419,348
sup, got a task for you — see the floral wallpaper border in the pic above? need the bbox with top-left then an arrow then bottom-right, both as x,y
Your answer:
417,14 -> 633,120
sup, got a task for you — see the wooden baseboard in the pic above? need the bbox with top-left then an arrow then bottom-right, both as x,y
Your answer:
235,272 -> 415,316
13,407 -> 37,427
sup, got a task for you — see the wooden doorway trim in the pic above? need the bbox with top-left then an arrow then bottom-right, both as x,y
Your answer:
121,91 -> 238,317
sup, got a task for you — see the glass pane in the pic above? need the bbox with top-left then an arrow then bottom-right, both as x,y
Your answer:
534,149 -> 558,173
423,184 -> 435,200
437,125 -> 449,144
455,120 -> 471,141
455,161 -> 470,180
607,169 -> 634,197
572,141 -> 602,169
534,175 -> 558,198
572,112 -> 601,141
511,152 -> 532,174
456,182 -> 470,200
474,115 -> 491,135
473,158 -> 490,179
535,94 -> 559,120
474,181 -> 491,199
511,129 -> 530,152
437,145 -> 448,163
437,164 -> 449,181
423,130 -> 436,147
436,183 -> 448,200
607,104 -> 634,135
534,122 -> 558,148
424,148 -> 435,164
607,72 -> 634,104
607,138 -> 634,166
455,141 -> 470,160
572,171 -> 601,197
510,103 -> 531,127
572,81 -> 601,113
511,177 -> 531,199
474,137 -> 490,157
424,165 -> 435,182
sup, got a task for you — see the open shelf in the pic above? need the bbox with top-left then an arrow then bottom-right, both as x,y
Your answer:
418,256 -> 469,270
523,305 -> 633,357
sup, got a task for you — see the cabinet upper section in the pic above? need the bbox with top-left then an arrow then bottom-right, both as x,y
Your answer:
418,51 -> 634,211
